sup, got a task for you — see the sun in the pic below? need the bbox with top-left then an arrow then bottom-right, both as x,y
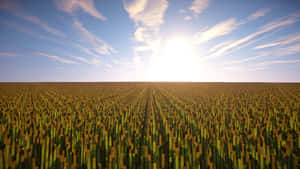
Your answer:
149,37 -> 200,81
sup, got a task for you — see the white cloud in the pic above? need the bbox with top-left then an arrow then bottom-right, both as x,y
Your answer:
184,16 -> 192,21
134,27 -> 149,42
30,49 -> 77,64
123,0 -> 168,65
73,19 -> 116,55
247,8 -> 271,21
254,32 -> 300,49
189,0 -> 210,15
193,18 -> 237,44
1,0 -> 65,38
123,0 -> 168,27
55,0 -> 106,20
123,0 -> 148,17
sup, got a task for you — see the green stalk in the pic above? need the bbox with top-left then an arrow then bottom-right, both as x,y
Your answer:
49,151 -> 53,168
45,139 -> 49,169
41,142 -> 45,169
53,148 -> 57,168
175,155 -> 178,169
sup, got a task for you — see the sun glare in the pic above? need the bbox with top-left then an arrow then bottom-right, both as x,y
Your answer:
149,37 -> 200,81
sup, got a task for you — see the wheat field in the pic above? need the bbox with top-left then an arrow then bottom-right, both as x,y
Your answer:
0,83 -> 299,169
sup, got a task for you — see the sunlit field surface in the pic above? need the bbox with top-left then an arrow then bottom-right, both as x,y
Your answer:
0,83 -> 299,169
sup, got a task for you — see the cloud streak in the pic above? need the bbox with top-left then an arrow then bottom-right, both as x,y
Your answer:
247,8 -> 271,21
29,49 -> 77,64
257,59 -> 300,66
193,18 -> 237,44
254,32 -> 300,49
58,47 -> 102,65
194,8 -> 272,45
55,0 -> 107,20
0,52 -> 20,57
0,0 -> 65,38
68,54 -> 101,65
1,20 -> 49,39
224,42 -> 300,66
277,43 -> 300,56
73,19 -> 116,55
223,52 -> 270,65
206,16 -> 297,59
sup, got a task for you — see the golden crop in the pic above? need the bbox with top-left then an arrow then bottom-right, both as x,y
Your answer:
0,83 -> 299,169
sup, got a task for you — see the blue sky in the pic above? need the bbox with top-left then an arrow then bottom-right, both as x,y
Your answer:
0,0 -> 300,82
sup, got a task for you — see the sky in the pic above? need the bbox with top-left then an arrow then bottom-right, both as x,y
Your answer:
0,0 -> 300,82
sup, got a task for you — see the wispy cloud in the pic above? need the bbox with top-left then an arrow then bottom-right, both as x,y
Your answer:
254,32 -> 300,49
247,8 -> 271,21
0,52 -> 20,57
224,42 -> 300,66
223,52 -> 270,65
68,54 -> 101,65
57,45 -> 102,65
290,11 -> 300,18
206,16 -> 297,59
72,43 -> 100,58
0,0 -> 65,38
259,17 -> 296,32
1,20 -> 79,50
208,40 -> 234,53
189,0 -> 210,15
224,58 -> 300,71
68,55 -> 89,63
257,59 -> 300,66
237,8 -> 272,25
194,8 -> 272,45
29,49 -> 77,64
193,18 -> 237,44
1,20 -> 49,39
73,19 -> 116,55
254,42 -> 280,49
55,0 -> 106,20
277,43 -> 300,56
